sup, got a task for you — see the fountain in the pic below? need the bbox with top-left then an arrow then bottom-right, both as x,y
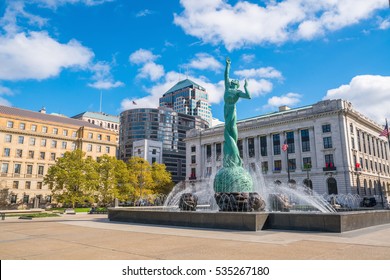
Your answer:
108,58 -> 390,232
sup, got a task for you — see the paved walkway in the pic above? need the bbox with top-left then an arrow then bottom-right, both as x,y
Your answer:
1,213 -> 390,259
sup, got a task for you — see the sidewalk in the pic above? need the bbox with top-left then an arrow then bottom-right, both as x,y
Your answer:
1,213 -> 390,259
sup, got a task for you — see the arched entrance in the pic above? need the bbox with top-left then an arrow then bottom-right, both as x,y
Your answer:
327,177 -> 338,194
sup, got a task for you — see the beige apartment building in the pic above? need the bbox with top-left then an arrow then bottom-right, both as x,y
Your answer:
0,105 -> 117,205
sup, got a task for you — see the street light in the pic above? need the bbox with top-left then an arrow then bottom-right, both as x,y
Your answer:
354,162 -> 362,196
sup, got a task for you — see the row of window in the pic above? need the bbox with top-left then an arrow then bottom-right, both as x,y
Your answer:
86,144 -> 111,153
87,119 -> 118,130
10,181 -> 43,190
1,162 -> 45,176
4,135 -> 73,149
3,149 -> 66,160
351,130 -> 388,160
6,120 -> 77,137
86,132 -> 111,141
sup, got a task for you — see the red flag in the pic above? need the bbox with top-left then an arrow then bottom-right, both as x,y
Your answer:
379,122 -> 389,137
132,101 -> 137,105
282,140 -> 288,152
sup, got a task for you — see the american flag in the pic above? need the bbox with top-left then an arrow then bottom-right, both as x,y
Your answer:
379,122 -> 389,137
282,139 -> 288,152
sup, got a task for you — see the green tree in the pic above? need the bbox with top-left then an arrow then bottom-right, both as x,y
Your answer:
44,150 -> 99,208
151,162 -> 173,195
96,155 -> 135,206
127,157 -> 154,201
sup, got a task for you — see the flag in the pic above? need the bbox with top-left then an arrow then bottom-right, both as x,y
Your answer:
379,122 -> 389,137
132,101 -> 137,105
282,139 -> 288,152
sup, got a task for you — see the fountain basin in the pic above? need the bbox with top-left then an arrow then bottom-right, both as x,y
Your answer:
108,207 -> 390,232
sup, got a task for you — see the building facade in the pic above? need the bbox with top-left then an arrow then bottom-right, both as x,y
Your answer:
159,79 -> 212,126
185,99 -> 390,201
119,107 -> 208,183
0,105 -> 117,205
71,111 -> 119,133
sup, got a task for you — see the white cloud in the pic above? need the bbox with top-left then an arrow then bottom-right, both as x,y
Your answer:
186,53 -> 223,71
0,85 -> 13,95
136,9 -> 154,18
0,97 -> 12,106
138,62 -> 165,81
265,92 -> 302,108
0,31 -> 94,80
378,17 -> 390,30
88,61 -> 124,90
324,75 -> 390,124
32,0 -> 114,9
240,54 -> 255,64
174,0 -> 387,50
129,49 -> 159,64
234,67 -> 283,79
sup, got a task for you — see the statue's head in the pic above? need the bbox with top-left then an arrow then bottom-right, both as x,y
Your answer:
230,79 -> 239,89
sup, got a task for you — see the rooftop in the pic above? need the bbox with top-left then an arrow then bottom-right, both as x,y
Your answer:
163,79 -> 205,96
0,105 -> 106,130
71,111 -> 119,123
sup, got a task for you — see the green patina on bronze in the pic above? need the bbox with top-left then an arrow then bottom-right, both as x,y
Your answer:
213,58 -> 253,193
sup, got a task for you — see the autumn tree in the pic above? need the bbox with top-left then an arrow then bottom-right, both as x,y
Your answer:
44,150 -> 99,208
126,157 -> 154,201
151,162 -> 173,195
96,155 -> 135,206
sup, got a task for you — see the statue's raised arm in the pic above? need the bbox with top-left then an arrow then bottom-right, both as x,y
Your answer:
225,57 -> 231,89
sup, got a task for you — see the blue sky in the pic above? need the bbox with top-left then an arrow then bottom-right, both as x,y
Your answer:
0,0 -> 390,125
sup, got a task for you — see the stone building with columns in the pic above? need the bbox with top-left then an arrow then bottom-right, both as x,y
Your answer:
185,99 -> 390,201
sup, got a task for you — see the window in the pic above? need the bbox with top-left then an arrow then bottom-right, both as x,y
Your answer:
37,182 -> 42,189
357,130 -> 361,152
19,123 -> 25,130
368,135 -> 371,155
10,195 -> 17,203
53,128 -> 58,135
16,149 -> 23,158
23,194 -> 29,203
362,133 -> 367,153
350,123 -> 354,133
28,150 -> 34,159
14,163 -> 21,174
39,152 -> 45,160
216,143 -> 222,161
322,124 -> 331,133
248,137 -> 255,157
87,144 -> 92,152
42,126 -> 48,133
62,142 -> 67,149
72,131 -> 77,138
96,145 -> 101,153
31,124 -> 37,131
288,158 -> 296,171
303,157 -> 312,169
38,166 -> 44,176
273,134 -> 280,155
205,166 -> 212,178
152,149 -> 156,155
323,137 -> 333,149
191,146 -> 196,153
88,132 -> 93,139
71,143 -> 76,150
258,136 -> 267,157
106,135 -> 111,141
191,155 -> 196,164
105,146 -> 110,153
51,140 -> 57,148
1,163 -> 9,173
5,134 -> 12,142
41,139 -> 47,147
351,137 -> 355,149
274,160 -> 282,172
97,134 -> 102,140
50,153 -> 56,161
237,140 -> 243,158
63,129 -> 68,136
29,137 -> 36,146
3,148 -> 10,157
152,157 -> 156,164
7,121 -> 14,128
301,129 -> 310,152
26,165 -> 33,175
18,136 -> 24,144
13,181 -> 19,189
325,154 -> 334,167
286,131 -> 295,153
25,181 -> 31,189
206,145 -> 212,161
190,168 -> 196,178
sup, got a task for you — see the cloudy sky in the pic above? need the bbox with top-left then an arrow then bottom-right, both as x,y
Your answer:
0,0 -> 389,125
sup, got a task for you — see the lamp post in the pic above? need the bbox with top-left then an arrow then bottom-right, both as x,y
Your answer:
378,172 -> 384,209
354,163 -> 362,196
